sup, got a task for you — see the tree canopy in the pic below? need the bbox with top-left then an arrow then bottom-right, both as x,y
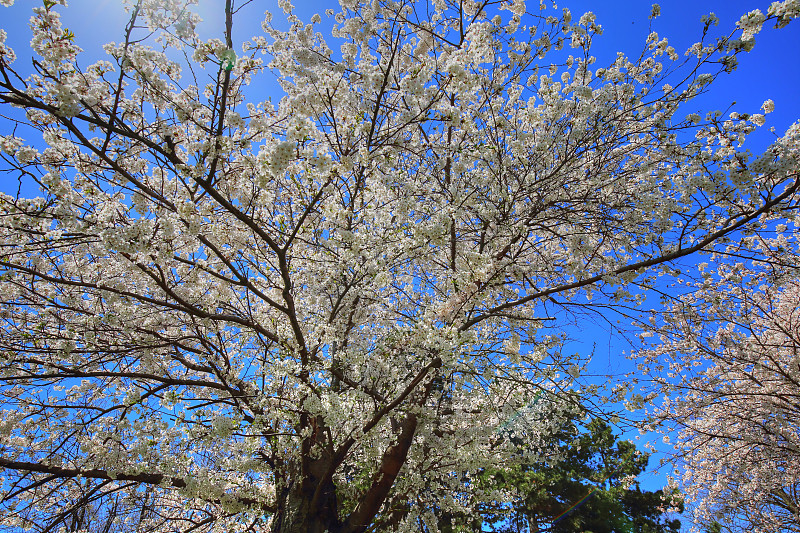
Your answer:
476,417 -> 683,533
0,1 -> 798,532
637,216 -> 800,531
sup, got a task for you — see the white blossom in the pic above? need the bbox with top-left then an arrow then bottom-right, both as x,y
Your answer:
650,4 -> 661,19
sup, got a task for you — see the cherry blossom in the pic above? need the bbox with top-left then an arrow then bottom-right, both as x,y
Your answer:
637,227 -> 800,531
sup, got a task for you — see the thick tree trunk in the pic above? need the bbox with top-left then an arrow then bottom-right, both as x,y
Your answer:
272,361 -> 440,533
271,415 -> 342,533
270,413 -> 421,533
271,484 -> 341,533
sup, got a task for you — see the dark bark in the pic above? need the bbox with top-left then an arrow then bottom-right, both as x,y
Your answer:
342,413 -> 419,533
272,358 -> 441,533
271,478 -> 340,533
271,412 -> 422,533
0,457 -> 188,489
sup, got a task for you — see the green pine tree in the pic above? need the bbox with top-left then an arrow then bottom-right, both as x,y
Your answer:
472,418 -> 683,533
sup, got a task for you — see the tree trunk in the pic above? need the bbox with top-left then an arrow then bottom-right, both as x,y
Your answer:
271,365 -> 439,533
271,417 -> 342,533
271,477 -> 341,533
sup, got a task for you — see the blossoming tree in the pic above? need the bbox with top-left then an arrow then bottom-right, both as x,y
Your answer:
0,0 -> 798,532
637,229 -> 800,532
